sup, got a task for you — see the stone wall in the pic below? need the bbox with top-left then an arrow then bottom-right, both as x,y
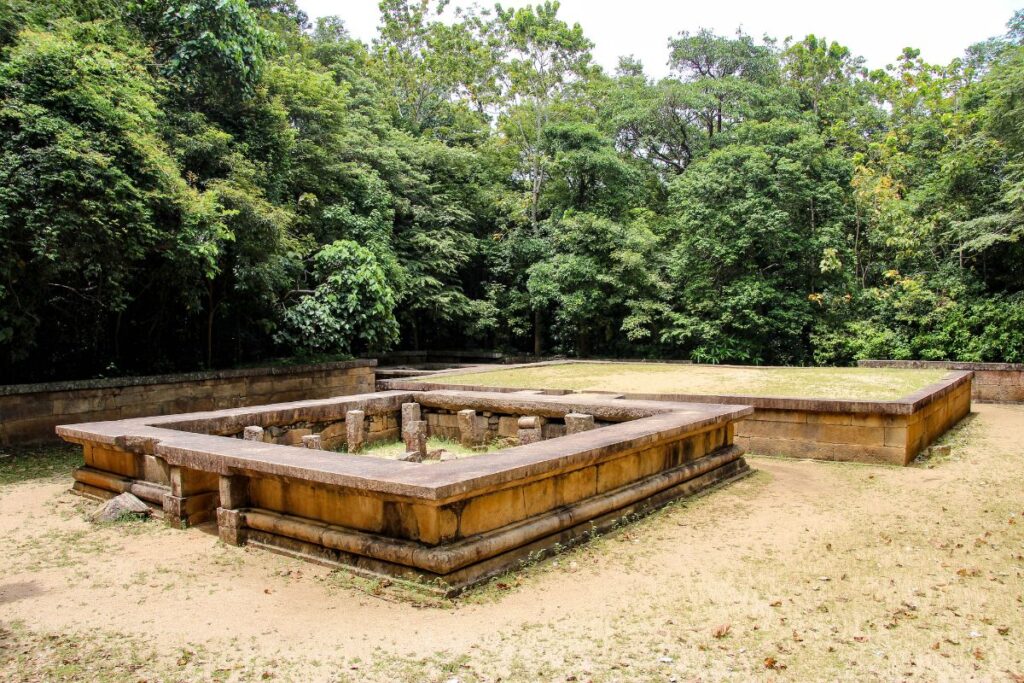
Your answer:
0,360 -> 376,446
735,377 -> 972,465
859,359 -> 1024,404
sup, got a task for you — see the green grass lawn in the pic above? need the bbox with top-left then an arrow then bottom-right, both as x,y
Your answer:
415,362 -> 950,400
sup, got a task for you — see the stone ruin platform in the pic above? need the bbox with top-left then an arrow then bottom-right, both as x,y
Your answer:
383,363 -> 974,465
57,389 -> 752,595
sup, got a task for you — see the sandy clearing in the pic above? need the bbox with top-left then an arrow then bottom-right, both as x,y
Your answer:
1,404 -> 1022,681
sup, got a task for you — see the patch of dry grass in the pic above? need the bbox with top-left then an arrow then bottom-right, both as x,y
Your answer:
419,362 -> 950,400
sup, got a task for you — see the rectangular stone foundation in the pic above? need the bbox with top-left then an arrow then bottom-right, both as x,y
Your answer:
57,390 -> 751,593
382,367 -> 974,466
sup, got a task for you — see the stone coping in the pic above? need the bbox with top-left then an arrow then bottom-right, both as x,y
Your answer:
380,362 -> 974,416
859,359 -> 1024,372
0,359 -> 377,397
57,389 -> 751,503
372,351 -> 695,367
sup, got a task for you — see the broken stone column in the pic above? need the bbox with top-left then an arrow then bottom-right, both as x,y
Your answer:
402,419 -> 427,460
564,413 -> 595,435
401,402 -> 421,425
217,474 -> 249,546
301,434 -> 322,450
401,402 -> 422,450
346,410 -> 366,453
457,409 -> 485,448
243,426 -> 264,442
517,416 -> 544,445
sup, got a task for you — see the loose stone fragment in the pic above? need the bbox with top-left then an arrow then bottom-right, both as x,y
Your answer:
91,492 -> 151,523
564,413 -> 595,435
398,451 -> 423,463
439,452 -> 457,462
301,434 -> 322,450
346,410 -> 366,453
243,426 -> 264,442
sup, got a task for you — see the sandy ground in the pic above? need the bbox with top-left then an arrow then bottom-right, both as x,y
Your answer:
421,363 -> 950,400
1,403 -> 1023,682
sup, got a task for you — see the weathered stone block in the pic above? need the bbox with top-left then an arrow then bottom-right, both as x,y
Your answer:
497,416 -> 519,437
279,428 -> 312,446
243,425 -> 264,442
219,475 -> 249,510
564,413 -> 595,434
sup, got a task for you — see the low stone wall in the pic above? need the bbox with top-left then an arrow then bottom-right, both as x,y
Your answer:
381,368 -> 974,466
730,375 -> 971,464
0,360 -> 376,446
859,359 -> 1024,404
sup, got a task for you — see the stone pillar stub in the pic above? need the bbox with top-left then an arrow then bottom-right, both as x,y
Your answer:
517,416 -> 544,445
458,409 -> 484,448
403,419 -> 427,459
346,410 -> 366,453
219,474 -> 249,510
243,426 -> 264,442
565,413 -> 595,435
302,434 -> 322,450
402,402 -> 421,425
217,507 -> 244,546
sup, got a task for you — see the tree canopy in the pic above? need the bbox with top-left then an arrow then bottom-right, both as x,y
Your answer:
2,1 -> 1023,382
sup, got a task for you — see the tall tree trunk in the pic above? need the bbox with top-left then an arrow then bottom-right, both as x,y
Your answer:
206,283 -> 217,369
533,309 -> 542,356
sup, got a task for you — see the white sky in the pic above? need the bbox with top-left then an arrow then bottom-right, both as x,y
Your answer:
296,0 -> 1020,78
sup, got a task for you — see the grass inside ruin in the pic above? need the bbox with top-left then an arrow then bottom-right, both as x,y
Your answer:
418,362 -> 950,400
347,436 -> 507,460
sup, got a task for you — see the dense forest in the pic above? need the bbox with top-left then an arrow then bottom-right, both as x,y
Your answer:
1,1 -> 1023,382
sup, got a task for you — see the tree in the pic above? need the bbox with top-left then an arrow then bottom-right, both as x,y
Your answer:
276,240 -> 398,354
662,120 -> 853,363
668,28 -> 778,139
0,20 -> 194,373
526,211 -> 666,356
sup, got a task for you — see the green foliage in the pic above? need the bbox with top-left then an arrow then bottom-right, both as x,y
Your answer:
1,2 -> 1023,381
0,20 -> 184,363
276,240 -> 398,354
130,0 -> 277,96
661,119 -> 853,363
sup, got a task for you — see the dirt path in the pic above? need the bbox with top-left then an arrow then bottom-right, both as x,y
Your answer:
2,404 -> 1023,681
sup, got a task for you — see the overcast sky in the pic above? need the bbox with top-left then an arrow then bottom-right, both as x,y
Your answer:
296,0 -> 1020,78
